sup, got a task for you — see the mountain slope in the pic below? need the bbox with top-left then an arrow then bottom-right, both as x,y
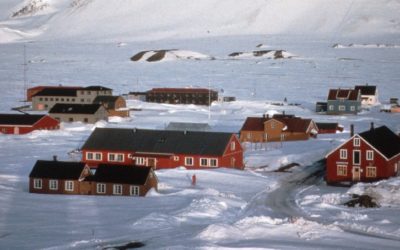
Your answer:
1,0 -> 399,43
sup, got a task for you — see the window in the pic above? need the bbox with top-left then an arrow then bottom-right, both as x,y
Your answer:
264,133 -> 268,141
230,142 -> 235,151
329,105 -> 334,111
339,105 -> 345,111
116,154 -> 124,162
366,166 -> 377,178
33,179 -> 42,189
270,121 -> 275,129
366,150 -> 374,160
185,157 -> 194,166
350,106 -> 355,111
246,133 -> 251,139
50,98 -> 54,101
210,159 -> 217,167
130,186 -> 140,196
69,118 -> 74,122
81,99 -> 84,102
354,138 -> 360,147
108,153 -> 124,162
72,98 -> 75,102
65,181 -> 74,191
136,157 -> 146,165
86,152 -> 93,160
337,165 -> 347,176
84,118 -> 89,123
45,98 -> 48,101
61,98 -> 64,101
173,156 -> 179,161
113,184 -> 123,195
340,149 -> 347,160
108,153 -> 115,161
200,158 -> 208,166
49,180 -> 58,190
55,98 -> 59,101
280,134 -> 285,141
39,97 -> 43,101
97,183 -> 106,194
95,153 -> 102,160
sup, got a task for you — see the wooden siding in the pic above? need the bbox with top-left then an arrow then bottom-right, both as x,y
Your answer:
0,116 -> 60,135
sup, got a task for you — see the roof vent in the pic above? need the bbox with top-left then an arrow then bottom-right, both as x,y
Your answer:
133,128 -> 137,133
184,130 -> 187,135
53,155 -> 57,161
370,122 -> 374,131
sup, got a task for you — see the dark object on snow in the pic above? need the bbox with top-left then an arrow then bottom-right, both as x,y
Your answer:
344,194 -> 379,208
103,241 -> 145,249
274,163 -> 300,172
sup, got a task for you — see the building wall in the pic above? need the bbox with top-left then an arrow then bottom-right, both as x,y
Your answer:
326,136 -> 400,184
326,100 -> 361,115
361,94 -> 378,106
146,91 -> 218,106
50,108 -> 108,123
33,116 -> 60,131
29,178 -> 81,195
0,117 -> 59,135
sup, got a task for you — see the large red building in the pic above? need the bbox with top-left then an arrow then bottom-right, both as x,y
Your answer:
325,125 -> 400,185
0,114 -> 60,134
81,127 -> 244,170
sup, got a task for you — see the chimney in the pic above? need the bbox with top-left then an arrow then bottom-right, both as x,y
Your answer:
350,124 -> 354,137
283,111 -> 285,115
370,122 -> 374,131
184,130 -> 187,135
53,155 -> 57,161
263,114 -> 266,118
133,128 -> 136,133
266,114 -> 269,119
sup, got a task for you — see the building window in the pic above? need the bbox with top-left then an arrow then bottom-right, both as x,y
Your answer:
95,153 -> 102,160
72,98 -> 75,102
350,106 -> 355,111
339,149 -> 347,159
200,158 -> 208,166
61,98 -> 64,101
50,98 -> 54,101
185,157 -> 193,166
338,105 -> 345,111
55,98 -> 59,101
33,179 -> 42,189
49,180 -> 58,190
87,152 -> 102,161
65,181 -> 74,191
230,142 -> 235,151
108,153 -> 124,162
108,153 -> 115,161
366,150 -> 374,160
116,154 -> 124,162
353,150 -> 361,165
173,156 -> 179,161
354,138 -> 360,147
113,184 -> 123,195
271,122 -> 275,129
337,165 -> 347,176
136,157 -> 146,165
130,186 -> 140,196
246,133 -> 251,139
84,118 -> 89,123
45,98 -> 48,101
329,105 -> 334,111
210,159 -> 217,167
280,134 -> 285,141
39,97 -> 43,101
69,118 -> 74,122
366,166 -> 377,178
97,183 -> 106,194
86,152 -> 93,160
81,99 -> 84,102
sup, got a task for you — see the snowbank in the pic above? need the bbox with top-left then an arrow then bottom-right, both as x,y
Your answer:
130,49 -> 213,62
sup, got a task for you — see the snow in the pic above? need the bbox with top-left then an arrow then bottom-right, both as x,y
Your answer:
1,0 -> 400,249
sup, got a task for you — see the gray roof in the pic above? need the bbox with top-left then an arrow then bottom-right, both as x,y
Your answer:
49,104 -> 103,114
93,96 -> 121,109
165,122 -> 211,132
359,126 -> 400,159
29,160 -> 86,179
81,127 -> 234,156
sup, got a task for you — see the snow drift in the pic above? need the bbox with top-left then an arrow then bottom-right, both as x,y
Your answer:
130,49 -> 213,62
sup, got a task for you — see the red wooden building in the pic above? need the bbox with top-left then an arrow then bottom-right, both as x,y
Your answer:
0,114 -> 60,134
325,124 -> 400,185
26,85 -> 80,102
81,127 -> 244,170
316,122 -> 344,134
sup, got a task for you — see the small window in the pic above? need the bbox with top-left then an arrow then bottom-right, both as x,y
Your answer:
44,98 -> 48,101
366,166 -> 377,178
97,183 -> 106,194
65,181 -> 74,191
136,157 -> 146,165
113,184 -> 123,195
81,99 -> 84,102
366,150 -> 374,160
210,159 -> 217,167
340,149 -> 347,160
339,105 -> 345,111
86,152 -> 94,160
108,153 -> 116,161
337,165 -> 347,176
280,134 -> 285,141
200,158 -> 208,166
230,142 -> 235,151
329,105 -> 334,111
130,186 -> 140,196
50,98 -> 54,101
270,121 -> 275,129
185,157 -> 193,166
95,153 -> 102,161
116,154 -> 124,162
49,180 -> 58,190
61,98 -> 64,101
354,138 -> 360,147
39,97 -> 43,101
55,98 -> 59,101
69,118 -> 74,122
350,106 -> 355,111
84,118 -> 89,123
33,179 -> 42,189
72,98 -> 75,102
66,98 -> 69,102
246,133 -> 251,139
173,156 -> 179,161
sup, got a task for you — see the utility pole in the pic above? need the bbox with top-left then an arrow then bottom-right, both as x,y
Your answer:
208,81 -> 211,120
23,44 -> 28,103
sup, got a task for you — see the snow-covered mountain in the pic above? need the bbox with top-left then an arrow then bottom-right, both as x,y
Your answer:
1,0 -> 399,43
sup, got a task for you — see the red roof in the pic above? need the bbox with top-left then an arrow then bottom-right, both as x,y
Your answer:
241,115 -> 314,133
328,88 -> 360,101
148,88 -> 217,94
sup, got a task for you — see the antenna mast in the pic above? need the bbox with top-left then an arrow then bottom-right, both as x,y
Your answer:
23,44 -> 28,103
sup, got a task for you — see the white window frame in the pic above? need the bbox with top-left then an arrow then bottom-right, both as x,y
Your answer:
33,179 -> 42,189
97,183 -> 106,194
329,105 -> 334,111
354,138 -> 360,147
108,153 -> 116,161
116,154 -> 124,162
366,150 -> 374,160
108,153 -> 124,162
246,133 -> 251,139
350,106 -> 355,111
65,181 -> 74,192
353,150 -> 361,165
185,157 -> 194,166
49,179 -> 58,190
130,186 -> 140,196
339,105 -> 346,111
339,149 -> 347,160
366,166 -> 377,178
210,159 -> 218,167
86,152 -> 94,160
113,184 -> 123,195
337,165 -> 347,176
173,156 -> 179,161
136,157 -> 146,165
200,158 -> 208,167
280,134 -> 285,141
230,141 -> 235,151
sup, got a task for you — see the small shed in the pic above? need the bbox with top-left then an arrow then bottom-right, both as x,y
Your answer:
316,122 -> 344,134
0,114 -> 60,134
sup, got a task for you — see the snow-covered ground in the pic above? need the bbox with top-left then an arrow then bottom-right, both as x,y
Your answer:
1,0 -> 400,249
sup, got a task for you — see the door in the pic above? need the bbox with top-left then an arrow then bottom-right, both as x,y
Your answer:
14,127 -> 19,135
352,167 -> 361,181
231,157 -> 236,168
147,158 -> 157,169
